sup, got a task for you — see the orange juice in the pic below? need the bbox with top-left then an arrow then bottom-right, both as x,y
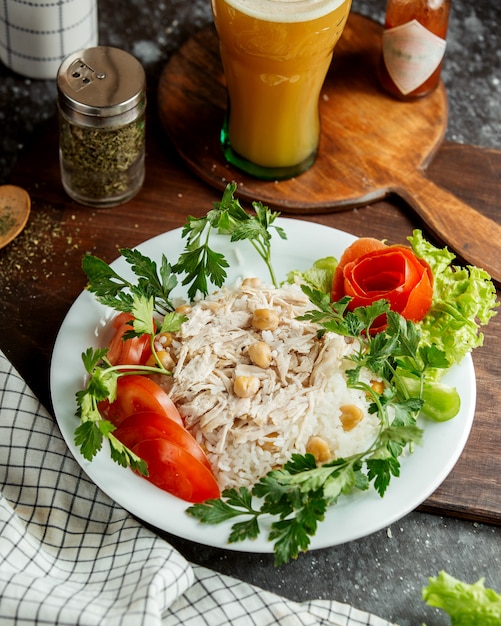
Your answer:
211,0 -> 352,179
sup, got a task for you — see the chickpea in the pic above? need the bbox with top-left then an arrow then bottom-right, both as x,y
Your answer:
339,404 -> 364,432
145,350 -> 175,370
248,341 -> 272,369
158,350 -> 176,370
242,277 -> 261,288
370,379 -> 385,394
252,308 -> 279,331
233,375 -> 260,398
306,436 -> 331,463
175,304 -> 192,315
260,431 -> 279,451
157,332 -> 173,347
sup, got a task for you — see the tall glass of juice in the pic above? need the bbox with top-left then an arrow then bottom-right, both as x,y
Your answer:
211,0 -> 352,180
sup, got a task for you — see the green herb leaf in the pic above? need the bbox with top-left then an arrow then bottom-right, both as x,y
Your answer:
74,341 -> 173,473
173,244 -> 230,301
366,457 -> 400,496
82,254 -> 134,312
83,248 -> 178,315
188,487 -> 258,525
173,182 -> 285,298
122,294 -> 155,339
108,434 -> 149,475
228,517 -> 261,543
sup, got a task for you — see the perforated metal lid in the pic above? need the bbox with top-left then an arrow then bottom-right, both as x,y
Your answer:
57,46 -> 145,120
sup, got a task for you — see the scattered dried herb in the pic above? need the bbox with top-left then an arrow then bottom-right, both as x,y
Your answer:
0,205 -> 64,293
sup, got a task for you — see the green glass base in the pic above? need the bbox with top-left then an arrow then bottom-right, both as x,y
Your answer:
220,126 -> 317,181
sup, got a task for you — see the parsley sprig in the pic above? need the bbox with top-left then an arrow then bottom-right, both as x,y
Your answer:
74,293 -> 187,469
187,289 -> 428,566
172,182 -> 286,299
74,185 -> 285,473
75,248 -> 187,470
82,248 -> 179,315
75,346 -> 149,475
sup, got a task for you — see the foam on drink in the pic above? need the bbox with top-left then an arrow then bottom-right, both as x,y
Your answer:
222,0 -> 348,22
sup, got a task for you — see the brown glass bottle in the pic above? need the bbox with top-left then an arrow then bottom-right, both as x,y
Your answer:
379,0 -> 451,100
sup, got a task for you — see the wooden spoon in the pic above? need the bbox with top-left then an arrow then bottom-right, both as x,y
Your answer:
0,185 -> 31,249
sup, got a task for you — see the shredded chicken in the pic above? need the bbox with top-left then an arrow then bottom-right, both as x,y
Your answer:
163,280 -> 379,489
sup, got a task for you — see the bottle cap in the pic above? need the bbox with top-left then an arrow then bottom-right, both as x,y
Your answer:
57,46 -> 146,126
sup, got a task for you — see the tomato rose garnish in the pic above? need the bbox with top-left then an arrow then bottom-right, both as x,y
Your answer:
331,238 -> 434,333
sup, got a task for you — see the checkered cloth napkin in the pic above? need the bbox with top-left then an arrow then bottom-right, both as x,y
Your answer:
0,349 -> 396,626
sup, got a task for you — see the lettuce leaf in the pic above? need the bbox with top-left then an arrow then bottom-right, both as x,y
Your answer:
286,256 -> 337,294
408,230 -> 498,378
290,231 -> 498,384
423,571 -> 501,625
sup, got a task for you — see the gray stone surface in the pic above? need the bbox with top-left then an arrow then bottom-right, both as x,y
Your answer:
0,1 -> 500,624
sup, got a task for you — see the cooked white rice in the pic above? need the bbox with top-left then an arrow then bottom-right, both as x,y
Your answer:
162,279 -> 380,490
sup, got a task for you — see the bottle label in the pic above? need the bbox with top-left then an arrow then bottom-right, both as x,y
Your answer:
382,19 -> 447,95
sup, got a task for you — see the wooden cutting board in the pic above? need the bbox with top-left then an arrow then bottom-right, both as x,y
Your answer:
158,13 -> 501,284
158,12 -> 449,211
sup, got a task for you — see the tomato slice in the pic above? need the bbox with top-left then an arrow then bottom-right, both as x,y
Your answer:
132,438 -> 220,503
107,312 -> 152,366
114,410 -> 211,469
104,375 -> 184,427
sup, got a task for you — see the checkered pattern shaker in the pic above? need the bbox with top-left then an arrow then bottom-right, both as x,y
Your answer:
0,0 -> 98,80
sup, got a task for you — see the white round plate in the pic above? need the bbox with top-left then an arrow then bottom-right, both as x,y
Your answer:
50,219 -> 476,553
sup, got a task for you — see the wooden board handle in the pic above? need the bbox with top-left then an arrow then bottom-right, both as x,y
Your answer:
393,172 -> 501,285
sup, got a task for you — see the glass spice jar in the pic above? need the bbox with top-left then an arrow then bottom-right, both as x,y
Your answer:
378,0 -> 451,100
57,46 -> 146,208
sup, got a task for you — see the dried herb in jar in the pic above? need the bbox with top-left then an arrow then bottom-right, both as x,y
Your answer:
57,46 -> 146,208
59,114 -> 145,201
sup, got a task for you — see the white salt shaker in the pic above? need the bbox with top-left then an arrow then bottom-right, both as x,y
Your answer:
0,0 -> 98,80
